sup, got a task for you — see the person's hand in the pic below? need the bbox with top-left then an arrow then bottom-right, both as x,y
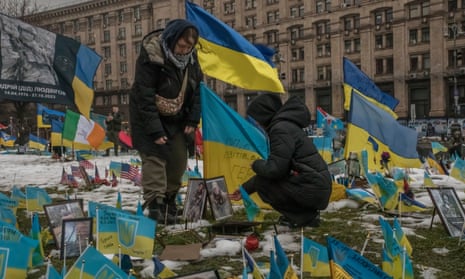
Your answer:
229,189 -> 242,201
184,126 -> 195,135
155,136 -> 168,144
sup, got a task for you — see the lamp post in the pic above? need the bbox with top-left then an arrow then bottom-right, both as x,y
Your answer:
446,22 -> 462,117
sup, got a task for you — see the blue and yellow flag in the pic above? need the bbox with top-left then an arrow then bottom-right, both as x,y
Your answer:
392,217 -> 412,257
0,131 -> 16,147
37,104 -> 65,129
243,247 -> 265,279
64,246 -> 134,279
367,172 -> 399,210
450,157 -> 465,183
46,262 -> 63,279
431,141 -> 448,154
30,212 -> 45,267
0,192 -> 18,210
316,106 -> 344,139
313,136 -> 333,163
423,171 -> 436,187
28,134 -> 49,151
239,186 -> 261,222
345,91 -> 421,171
200,83 -> 270,208
302,237 -> 330,277
0,14 -> 101,118
90,201 -> 156,258
0,206 -> 16,227
0,235 -> 38,278
109,161 -> 122,177
398,192 -> 428,213
185,2 -> 284,93
343,57 -> 399,117
345,188 -> 379,207
326,235 -> 391,279
25,186 -> 51,212
153,256 -> 177,278
268,249 -> 282,279
273,234 -> 298,279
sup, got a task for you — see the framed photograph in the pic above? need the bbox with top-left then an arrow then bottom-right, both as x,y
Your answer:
171,269 -> 220,279
43,199 -> 85,249
327,159 -> 347,176
427,187 -> 465,237
205,176 -> 233,221
61,217 -> 92,259
183,178 -> 208,222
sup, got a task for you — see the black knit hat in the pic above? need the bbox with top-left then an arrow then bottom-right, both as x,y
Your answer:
246,94 -> 282,128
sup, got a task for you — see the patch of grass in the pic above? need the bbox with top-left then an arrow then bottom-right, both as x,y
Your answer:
8,191 -> 465,279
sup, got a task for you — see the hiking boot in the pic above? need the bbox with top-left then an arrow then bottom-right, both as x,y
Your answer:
147,199 -> 177,225
278,212 -> 320,228
165,193 -> 182,216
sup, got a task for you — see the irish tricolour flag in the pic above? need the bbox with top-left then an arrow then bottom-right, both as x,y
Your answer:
63,109 -> 105,148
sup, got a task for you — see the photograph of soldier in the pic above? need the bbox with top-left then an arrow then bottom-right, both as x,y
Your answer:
205,177 -> 233,221
183,179 -> 207,222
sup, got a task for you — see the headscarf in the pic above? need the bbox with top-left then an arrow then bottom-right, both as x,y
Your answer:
161,19 -> 199,69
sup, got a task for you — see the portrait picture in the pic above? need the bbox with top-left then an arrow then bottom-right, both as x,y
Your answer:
427,187 -> 465,237
205,176 -> 233,221
61,217 -> 93,259
43,199 -> 85,249
183,178 -> 208,222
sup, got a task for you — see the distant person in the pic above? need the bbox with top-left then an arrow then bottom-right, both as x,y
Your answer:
105,106 -> 122,156
230,94 -> 332,228
426,123 -> 436,137
448,130 -> 463,158
129,19 -> 203,224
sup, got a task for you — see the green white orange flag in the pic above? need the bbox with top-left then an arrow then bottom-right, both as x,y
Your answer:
63,109 -> 105,149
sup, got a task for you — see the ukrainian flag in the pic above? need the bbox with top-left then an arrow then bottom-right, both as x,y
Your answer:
65,246 -> 132,279
25,186 -> 51,212
312,136 -> 333,163
0,131 -> 16,148
185,2 -> 284,93
346,91 -> 421,171
93,203 -> 155,259
423,171 -> 436,187
343,57 -> 399,118
345,187 -> 379,206
37,104 -> 65,129
450,157 -> 465,183
392,217 -> 412,256
200,83 -> 270,208
243,248 -> 264,279
10,186 -> 26,209
273,234 -> 298,279
302,237 -> 330,277
153,256 -> 177,278
326,235 -> 391,279
28,134 -> 49,151
0,236 -> 38,279
367,172 -> 399,210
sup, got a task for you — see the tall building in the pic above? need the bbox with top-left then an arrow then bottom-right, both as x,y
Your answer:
15,0 -> 465,126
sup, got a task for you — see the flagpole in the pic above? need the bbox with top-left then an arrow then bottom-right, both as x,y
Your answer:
241,238 -> 247,278
360,232 -> 370,256
300,227 -> 304,279
79,259 -> 85,279
119,245 -> 122,269
45,257 -> 50,278
96,207 -> 99,251
402,246 -> 406,279
63,243 -> 67,275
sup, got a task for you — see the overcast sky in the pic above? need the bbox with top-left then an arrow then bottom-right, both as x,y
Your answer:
35,0 -> 89,11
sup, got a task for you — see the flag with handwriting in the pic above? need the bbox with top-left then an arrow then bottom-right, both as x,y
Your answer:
345,91 -> 421,171
25,186 -> 51,212
185,2 -> 284,93
302,237 -> 330,277
89,201 -> 155,258
10,185 -> 26,209
200,83 -> 270,208
153,256 -> 177,278
0,14 -> 101,117
343,57 -> 398,117
28,134 -> 49,151
64,246 -> 134,279
62,110 -> 105,149
326,235 -> 391,279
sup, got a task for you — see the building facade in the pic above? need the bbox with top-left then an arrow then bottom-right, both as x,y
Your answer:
12,0 -> 465,126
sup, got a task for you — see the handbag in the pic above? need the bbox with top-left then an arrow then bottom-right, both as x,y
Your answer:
155,68 -> 188,116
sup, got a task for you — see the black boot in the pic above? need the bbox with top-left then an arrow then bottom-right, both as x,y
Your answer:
165,193 -> 182,216
147,198 -> 176,225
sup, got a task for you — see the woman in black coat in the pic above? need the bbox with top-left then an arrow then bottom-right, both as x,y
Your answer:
231,94 -> 332,227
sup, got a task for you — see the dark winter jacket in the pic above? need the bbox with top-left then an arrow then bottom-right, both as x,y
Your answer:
105,112 -> 122,132
129,20 -> 202,159
243,94 -> 332,225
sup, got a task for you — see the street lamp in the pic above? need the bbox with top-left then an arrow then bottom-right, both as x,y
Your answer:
445,22 -> 463,117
